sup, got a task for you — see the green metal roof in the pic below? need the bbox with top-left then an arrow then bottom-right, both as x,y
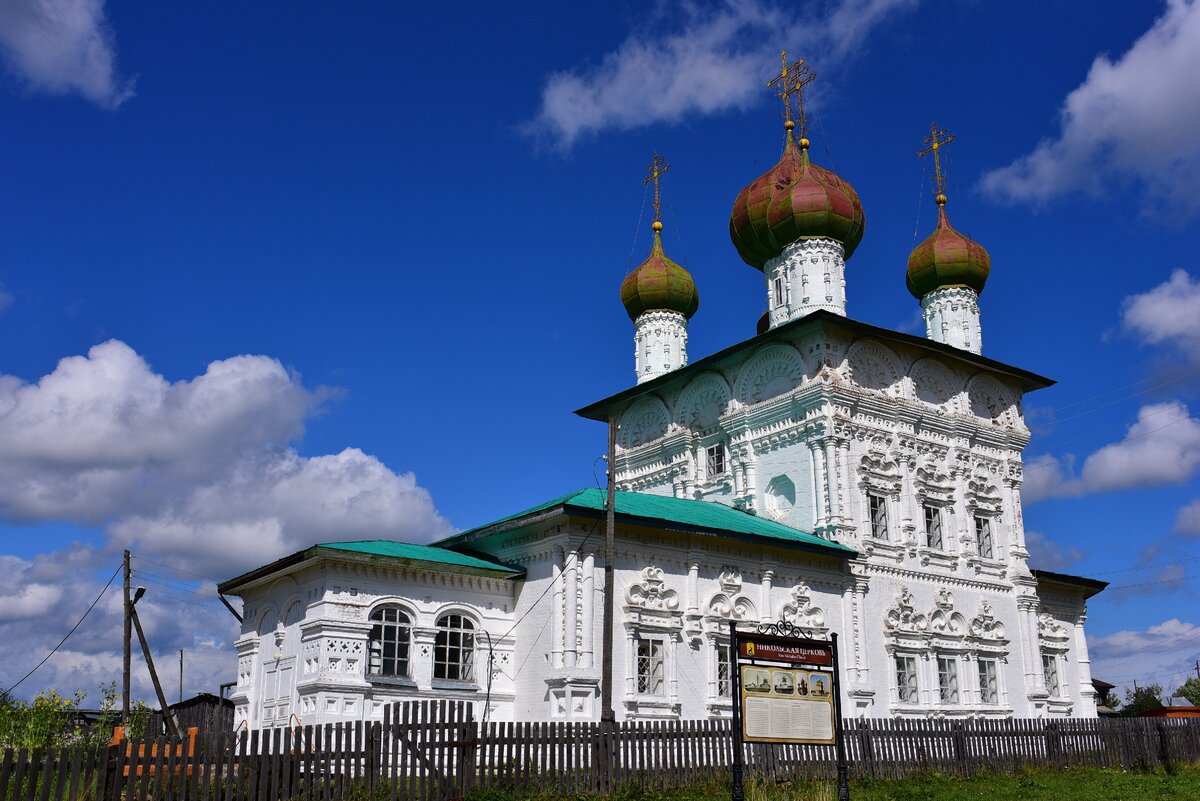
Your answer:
437,488 -> 856,558
317,540 -> 520,573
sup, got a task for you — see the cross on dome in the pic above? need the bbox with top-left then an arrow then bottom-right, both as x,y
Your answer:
643,152 -> 670,230
766,50 -> 816,140
917,122 -> 956,203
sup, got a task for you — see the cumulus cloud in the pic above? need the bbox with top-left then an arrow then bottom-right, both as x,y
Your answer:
1121,269 -> 1200,359
0,340 -> 454,699
1024,530 -> 1085,570
0,0 -> 134,108
1089,618 -> 1200,693
1023,401 -> 1200,503
981,0 -> 1200,215
527,0 -> 917,150
0,340 -> 453,576
1175,499 -> 1200,536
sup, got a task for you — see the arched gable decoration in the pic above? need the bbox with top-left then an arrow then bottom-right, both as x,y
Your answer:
733,344 -> 808,405
883,587 -> 928,634
969,600 -> 1006,641
675,372 -> 731,431
846,339 -> 902,394
909,357 -> 960,409
619,395 -> 671,448
927,588 -> 966,636
625,567 -> 680,613
967,374 -> 1016,424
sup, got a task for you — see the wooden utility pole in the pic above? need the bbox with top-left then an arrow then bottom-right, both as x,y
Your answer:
130,604 -> 181,739
179,649 -> 184,704
598,417 -> 618,791
122,549 -> 131,725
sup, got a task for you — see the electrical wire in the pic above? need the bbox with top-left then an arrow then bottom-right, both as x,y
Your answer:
131,555 -> 221,582
3,562 -> 122,696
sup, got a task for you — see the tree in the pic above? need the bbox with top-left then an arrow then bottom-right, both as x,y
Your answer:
1095,686 -> 1121,710
1175,676 -> 1200,706
1120,683 -> 1164,716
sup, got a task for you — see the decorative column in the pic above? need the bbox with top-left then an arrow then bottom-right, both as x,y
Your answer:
581,552 -> 596,668
1075,613 -> 1097,713
551,558 -> 564,669
686,556 -> 700,616
811,442 -> 828,530
824,440 -> 840,525
564,549 -> 580,669
760,568 -> 775,624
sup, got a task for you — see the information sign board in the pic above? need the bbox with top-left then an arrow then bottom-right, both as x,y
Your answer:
735,634 -> 835,744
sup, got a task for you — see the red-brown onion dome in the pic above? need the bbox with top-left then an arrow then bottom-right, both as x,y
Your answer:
756,311 -> 770,335
729,132 -> 865,269
906,197 -> 991,299
620,225 -> 700,321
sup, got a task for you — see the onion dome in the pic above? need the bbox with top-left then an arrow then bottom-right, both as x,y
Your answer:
729,127 -> 866,269
756,311 -> 770,335
620,222 -> 700,321
906,195 -> 991,299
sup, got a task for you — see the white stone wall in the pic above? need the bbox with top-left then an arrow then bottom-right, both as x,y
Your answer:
230,563 -> 518,729
765,238 -> 848,324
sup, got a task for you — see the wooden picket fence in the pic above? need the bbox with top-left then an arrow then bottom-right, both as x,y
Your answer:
2,701 -> 1200,801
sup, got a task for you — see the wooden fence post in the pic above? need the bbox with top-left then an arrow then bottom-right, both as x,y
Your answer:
1157,723 -> 1173,774
458,702 -> 478,795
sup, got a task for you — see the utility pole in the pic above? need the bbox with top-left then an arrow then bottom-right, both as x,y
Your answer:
598,417 -> 618,791
130,599 -> 181,739
179,650 -> 184,704
122,549 -> 131,726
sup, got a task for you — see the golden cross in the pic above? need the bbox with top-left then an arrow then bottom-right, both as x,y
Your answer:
644,151 -> 670,225
917,122 -> 956,199
766,50 -> 815,135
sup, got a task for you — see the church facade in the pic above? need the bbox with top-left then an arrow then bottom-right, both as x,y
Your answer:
218,78 -> 1106,729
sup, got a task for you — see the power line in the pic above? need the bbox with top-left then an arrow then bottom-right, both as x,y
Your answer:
131,555 -> 221,582
3,562 -> 122,696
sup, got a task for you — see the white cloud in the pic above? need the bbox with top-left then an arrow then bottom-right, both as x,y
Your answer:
981,0 -> 1200,215
527,0 -> 917,150
1024,529 -> 1085,570
0,340 -> 453,576
0,0 -> 134,109
1023,401 -> 1200,503
1121,269 -> 1200,359
1175,498 -> 1200,536
1089,618 -> 1200,694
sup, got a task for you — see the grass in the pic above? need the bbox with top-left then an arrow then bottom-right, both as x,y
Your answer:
462,765 -> 1200,801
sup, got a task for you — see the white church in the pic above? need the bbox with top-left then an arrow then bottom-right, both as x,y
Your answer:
218,81 -> 1106,728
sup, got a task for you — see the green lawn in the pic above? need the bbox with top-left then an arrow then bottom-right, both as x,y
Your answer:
464,766 -> 1200,801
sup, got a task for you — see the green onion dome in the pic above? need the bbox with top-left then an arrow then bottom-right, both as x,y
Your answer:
906,196 -> 991,299
620,222 -> 700,321
729,128 -> 865,270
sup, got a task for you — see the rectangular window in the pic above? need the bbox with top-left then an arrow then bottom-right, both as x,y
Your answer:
637,639 -> 665,696
978,659 -> 999,705
773,277 -> 784,306
895,655 -> 918,704
716,645 -> 731,698
868,493 -> 889,540
706,444 -> 726,477
924,504 -> 943,550
1042,654 -> 1060,698
975,516 -> 994,559
937,657 -> 960,704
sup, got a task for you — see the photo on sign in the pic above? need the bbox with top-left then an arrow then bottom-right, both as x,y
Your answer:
810,672 -> 830,698
744,668 -> 771,693
772,670 -> 794,695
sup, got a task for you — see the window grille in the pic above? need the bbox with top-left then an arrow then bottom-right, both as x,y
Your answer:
937,657 -> 960,704
434,613 -> 475,682
368,606 -> 412,677
706,444 -> 726,477
716,644 -> 731,698
1042,653 -> 1060,697
975,516 -> 994,559
637,639 -> 665,696
868,493 -> 889,540
978,659 -> 999,705
773,277 -> 784,307
924,504 -> 943,550
895,655 -> 918,703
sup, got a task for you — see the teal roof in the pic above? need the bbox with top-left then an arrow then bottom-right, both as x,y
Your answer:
318,541 -> 521,574
438,488 -> 856,558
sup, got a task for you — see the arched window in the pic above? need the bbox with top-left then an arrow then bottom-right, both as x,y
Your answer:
434,614 -> 475,682
368,606 -> 412,678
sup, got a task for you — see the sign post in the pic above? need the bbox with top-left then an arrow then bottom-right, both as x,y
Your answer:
729,621 -> 849,800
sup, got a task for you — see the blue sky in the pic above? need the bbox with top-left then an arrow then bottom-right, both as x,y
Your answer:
1,0 -> 1198,704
